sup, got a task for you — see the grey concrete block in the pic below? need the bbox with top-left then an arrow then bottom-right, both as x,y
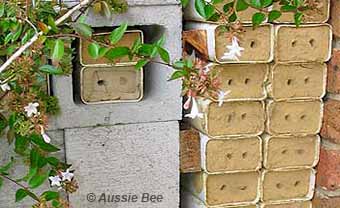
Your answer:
65,121 -> 179,208
50,4 -> 182,130
0,130 -> 65,208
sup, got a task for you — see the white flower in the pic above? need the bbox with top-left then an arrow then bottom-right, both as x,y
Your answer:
0,83 -> 10,92
217,90 -> 231,107
40,126 -> 51,144
203,63 -> 214,74
221,37 -> 244,61
24,102 -> 39,117
183,96 -> 192,110
49,176 -> 61,187
61,169 -> 74,182
185,98 -> 203,119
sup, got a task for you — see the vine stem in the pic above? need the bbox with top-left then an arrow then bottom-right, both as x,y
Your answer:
0,173 -> 40,202
0,0 -> 93,74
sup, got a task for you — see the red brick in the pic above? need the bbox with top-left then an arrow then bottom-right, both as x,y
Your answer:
180,129 -> 201,173
313,196 -> 340,208
330,0 -> 340,37
316,145 -> 340,191
320,99 -> 340,144
327,49 -> 340,94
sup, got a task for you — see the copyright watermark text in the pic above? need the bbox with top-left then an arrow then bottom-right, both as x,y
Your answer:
86,192 -> 164,204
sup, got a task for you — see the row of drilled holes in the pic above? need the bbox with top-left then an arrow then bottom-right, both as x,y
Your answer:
281,149 -> 305,155
284,114 -> 307,120
227,78 -> 251,85
225,152 -> 248,160
219,181 -> 302,191
287,77 -> 310,85
249,38 -> 316,49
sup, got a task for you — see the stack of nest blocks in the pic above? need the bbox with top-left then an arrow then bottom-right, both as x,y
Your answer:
181,0 -> 332,207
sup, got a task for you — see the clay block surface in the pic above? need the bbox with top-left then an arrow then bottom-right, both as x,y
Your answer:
215,25 -> 272,63
270,63 -> 326,100
275,25 -> 331,63
262,169 -> 314,202
65,121 -> 179,208
181,191 -> 258,208
320,99 -> 340,144
211,64 -> 268,100
264,135 -> 320,169
273,0 -> 329,23
327,49 -> 340,94
262,201 -> 312,208
180,129 -> 201,173
330,0 -> 340,37
207,101 -> 265,137
313,195 -> 340,208
81,66 -> 143,104
80,31 -> 141,66
267,100 -> 322,135
206,172 -> 260,205
316,144 -> 340,191
205,137 -> 262,173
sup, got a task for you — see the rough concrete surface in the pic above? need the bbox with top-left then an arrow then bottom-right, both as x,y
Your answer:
65,121 -> 179,208
50,5 -> 183,129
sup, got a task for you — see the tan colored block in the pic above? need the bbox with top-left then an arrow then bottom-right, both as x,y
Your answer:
180,129 -> 201,173
191,100 -> 265,138
80,66 -> 143,104
80,31 -> 142,66
261,169 -> 315,203
272,0 -> 329,23
185,23 -> 273,63
182,171 -> 260,206
261,201 -> 312,208
275,24 -> 332,63
181,191 -> 259,208
269,63 -> 326,100
211,64 -> 268,101
267,100 -> 322,135
201,135 -> 262,173
263,135 -> 320,169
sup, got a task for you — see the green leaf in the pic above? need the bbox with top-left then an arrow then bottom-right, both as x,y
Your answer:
30,149 -> 42,168
223,2 -> 234,12
12,24 -> 23,42
156,35 -> 166,47
252,12 -> 266,27
137,44 -> 155,56
173,61 -> 185,69
250,0 -> 262,8
88,43 -> 100,59
23,167 -> 38,182
42,191 -> 59,201
0,178 -> 3,190
131,37 -> 142,54
195,0 -> 207,18
236,0 -> 249,11
109,23 -> 128,45
8,113 -> 17,128
48,16 -> 58,32
260,0 -> 273,7
281,5 -> 297,12
105,47 -> 130,60
30,134 -> 60,152
135,59 -> 148,70
0,113 -> 7,135
268,10 -> 282,22
73,23 -> 93,38
46,157 -> 59,167
15,135 -> 30,155
157,47 -> 170,63
29,171 -> 50,189
39,65 -> 63,75
294,12 -> 303,26
15,189 -> 28,202
0,3 -> 4,17
52,40 -> 64,61
204,4 -> 215,19
7,129 -> 15,145
98,47 -> 109,58
181,0 -> 190,7
169,70 -> 185,81
52,200 -> 62,208
228,12 -> 237,22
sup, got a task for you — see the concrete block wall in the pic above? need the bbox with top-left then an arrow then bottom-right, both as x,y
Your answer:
0,1 -> 182,208
181,0 -> 332,207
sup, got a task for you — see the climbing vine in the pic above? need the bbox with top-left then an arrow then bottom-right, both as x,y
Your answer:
0,0 -> 317,207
